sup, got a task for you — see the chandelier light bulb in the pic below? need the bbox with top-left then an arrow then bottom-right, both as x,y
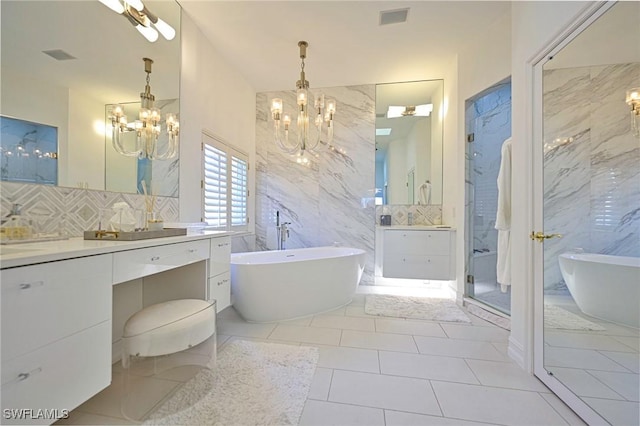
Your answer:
127,0 -> 144,12
135,24 -> 158,42
153,17 -> 176,40
98,0 -> 124,14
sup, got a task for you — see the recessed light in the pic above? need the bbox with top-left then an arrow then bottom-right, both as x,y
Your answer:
376,128 -> 392,136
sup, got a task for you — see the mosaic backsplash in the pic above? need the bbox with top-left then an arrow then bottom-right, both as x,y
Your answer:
0,182 -> 179,237
255,85 -> 376,285
543,63 -> 640,291
375,205 -> 442,226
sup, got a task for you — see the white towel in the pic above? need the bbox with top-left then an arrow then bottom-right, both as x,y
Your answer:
496,138 -> 512,289
418,181 -> 432,205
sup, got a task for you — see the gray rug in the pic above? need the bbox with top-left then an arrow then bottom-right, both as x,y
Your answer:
144,340 -> 319,425
544,304 -> 606,331
365,294 -> 471,323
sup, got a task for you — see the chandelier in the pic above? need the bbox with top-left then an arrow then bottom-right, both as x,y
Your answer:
270,41 -> 336,160
110,58 -> 179,160
626,88 -> 639,138
98,0 -> 176,43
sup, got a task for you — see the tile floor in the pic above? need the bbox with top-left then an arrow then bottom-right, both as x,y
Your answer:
543,295 -> 640,426
58,287 -> 591,426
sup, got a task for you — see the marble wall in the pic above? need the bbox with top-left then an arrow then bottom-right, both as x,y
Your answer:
255,85 -> 376,285
0,182 -> 179,237
543,63 -> 640,291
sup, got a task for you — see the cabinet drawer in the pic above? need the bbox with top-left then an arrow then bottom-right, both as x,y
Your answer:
209,236 -> 231,277
1,255 -> 112,361
383,255 -> 451,280
113,240 -> 209,284
208,271 -> 230,312
1,321 -> 111,425
384,230 -> 449,255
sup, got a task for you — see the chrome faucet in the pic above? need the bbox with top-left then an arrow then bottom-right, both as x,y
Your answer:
277,222 -> 290,250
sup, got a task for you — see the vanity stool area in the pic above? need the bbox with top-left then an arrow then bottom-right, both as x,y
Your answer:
0,232 -> 231,425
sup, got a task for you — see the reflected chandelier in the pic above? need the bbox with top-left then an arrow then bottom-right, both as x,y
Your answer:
626,88 -> 640,138
270,41 -> 336,160
110,58 -> 179,160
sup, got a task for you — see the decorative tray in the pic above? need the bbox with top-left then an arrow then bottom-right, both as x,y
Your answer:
83,228 -> 187,241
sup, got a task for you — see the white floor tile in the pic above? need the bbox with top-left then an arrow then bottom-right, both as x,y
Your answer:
431,381 -> 568,426
278,316 -> 313,326
299,400 -> 384,426
308,367 -> 333,401
544,347 -> 631,372
269,324 -> 342,345
599,350 -> 640,373
344,305 -> 376,318
465,359 -> 549,392
375,318 -> 446,337
54,411 -> 135,425
226,335 -> 301,346
350,294 -> 366,306
582,397 -> 640,426
545,331 -> 636,352
384,410 -> 496,426
441,323 -> 509,343
322,306 -> 347,316
340,330 -> 418,353
328,370 -> 441,415
311,315 -> 375,331
217,319 -> 276,338
549,367 -> 625,399
413,336 -> 508,361
379,351 -> 479,384
312,345 -> 380,373
587,370 -> 640,401
611,336 -> 640,352
539,393 -> 588,426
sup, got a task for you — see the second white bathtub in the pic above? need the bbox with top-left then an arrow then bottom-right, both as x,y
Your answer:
230,246 -> 366,322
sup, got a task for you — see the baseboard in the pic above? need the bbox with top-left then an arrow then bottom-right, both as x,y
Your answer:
112,339 -> 123,365
508,335 -> 526,370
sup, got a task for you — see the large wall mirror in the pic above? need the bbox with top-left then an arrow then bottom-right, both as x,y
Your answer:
375,80 -> 444,205
0,0 -> 181,197
538,2 -> 639,424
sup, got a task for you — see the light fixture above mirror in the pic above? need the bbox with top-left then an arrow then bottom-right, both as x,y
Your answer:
626,87 -> 640,137
386,104 -> 433,118
98,0 -> 176,42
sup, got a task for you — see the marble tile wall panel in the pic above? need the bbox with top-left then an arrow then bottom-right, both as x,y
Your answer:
231,233 -> 256,253
0,182 -> 179,237
256,85 -> 376,285
543,64 -> 640,291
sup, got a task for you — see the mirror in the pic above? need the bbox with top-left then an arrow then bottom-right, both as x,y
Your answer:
541,2 -> 639,424
0,0 -> 181,197
375,80 -> 444,205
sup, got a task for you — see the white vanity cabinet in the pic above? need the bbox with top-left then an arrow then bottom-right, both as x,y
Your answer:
382,228 -> 455,280
1,255 -> 113,425
208,236 -> 231,312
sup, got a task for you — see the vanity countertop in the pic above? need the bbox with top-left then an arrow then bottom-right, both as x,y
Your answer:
0,231 -> 233,269
376,225 -> 456,231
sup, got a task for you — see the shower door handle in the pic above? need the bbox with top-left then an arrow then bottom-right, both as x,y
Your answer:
530,231 -> 562,243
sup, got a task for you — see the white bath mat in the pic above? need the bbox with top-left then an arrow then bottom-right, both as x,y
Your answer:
144,340 -> 319,425
365,294 -> 471,323
544,304 -> 606,331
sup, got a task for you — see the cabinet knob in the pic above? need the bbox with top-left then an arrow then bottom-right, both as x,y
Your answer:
217,242 -> 229,247
19,281 -> 44,290
217,278 -> 229,286
150,256 -> 160,261
188,249 -> 197,253
9,367 -> 42,385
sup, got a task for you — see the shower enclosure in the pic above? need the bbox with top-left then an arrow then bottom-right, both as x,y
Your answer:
465,80 -> 512,314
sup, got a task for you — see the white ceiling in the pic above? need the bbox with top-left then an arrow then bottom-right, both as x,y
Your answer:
178,1 -> 511,92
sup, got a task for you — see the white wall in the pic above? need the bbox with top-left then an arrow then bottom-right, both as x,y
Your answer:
179,12 -> 256,226
510,1 -> 590,370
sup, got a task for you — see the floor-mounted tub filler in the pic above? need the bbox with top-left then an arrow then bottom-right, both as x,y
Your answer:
559,252 -> 640,329
230,246 -> 366,322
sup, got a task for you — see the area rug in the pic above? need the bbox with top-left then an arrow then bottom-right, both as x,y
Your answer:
365,294 -> 471,323
544,304 -> 606,331
144,340 -> 319,425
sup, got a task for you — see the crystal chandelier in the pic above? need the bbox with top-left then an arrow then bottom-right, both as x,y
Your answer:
270,41 -> 336,159
110,58 -> 179,160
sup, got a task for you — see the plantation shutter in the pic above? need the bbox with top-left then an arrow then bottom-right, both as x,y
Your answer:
203,143 -> 228,229
230,155 -> 248,228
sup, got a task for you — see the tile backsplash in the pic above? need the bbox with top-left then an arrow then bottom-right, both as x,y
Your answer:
0,182 -> 179,237
375,205 -> 442,226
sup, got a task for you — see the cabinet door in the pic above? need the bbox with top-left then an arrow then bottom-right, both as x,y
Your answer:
1,321 -> 111,425
208,271 -> 231,312
1,255 -> 112,361
209,236 -> 231,278
383,255 -> 451,280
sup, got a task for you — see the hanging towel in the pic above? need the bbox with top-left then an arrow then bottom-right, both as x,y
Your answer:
495,138 -> 512,291
418,181 -> 432,205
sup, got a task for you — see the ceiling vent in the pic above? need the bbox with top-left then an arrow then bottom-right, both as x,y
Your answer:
42,49 -> 77,61
379,8 -> 409,26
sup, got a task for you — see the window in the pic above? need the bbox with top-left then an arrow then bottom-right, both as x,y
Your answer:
202,132 -> 248,231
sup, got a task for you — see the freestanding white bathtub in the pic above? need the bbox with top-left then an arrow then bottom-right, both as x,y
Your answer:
559,253 -> 640,329
230,246 -> 366,322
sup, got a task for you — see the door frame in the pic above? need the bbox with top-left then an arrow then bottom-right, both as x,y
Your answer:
531,2 -> 616,424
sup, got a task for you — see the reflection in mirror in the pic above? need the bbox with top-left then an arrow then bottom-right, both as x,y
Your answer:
541,2 -> 639,424
0,0 -> 180,197
375,80 -> 443,205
